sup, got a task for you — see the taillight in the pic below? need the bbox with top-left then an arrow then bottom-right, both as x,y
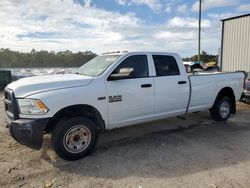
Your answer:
243,73 -> 246,89
243,72 -> 248,89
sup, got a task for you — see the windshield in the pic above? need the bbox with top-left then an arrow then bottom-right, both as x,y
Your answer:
76,55 -> 121,77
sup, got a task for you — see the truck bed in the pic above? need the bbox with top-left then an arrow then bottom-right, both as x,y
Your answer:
187,71 -> 245,112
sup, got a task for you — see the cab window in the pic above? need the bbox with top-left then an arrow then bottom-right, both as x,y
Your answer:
153,55 -> 180,76
113,55 -> 149,79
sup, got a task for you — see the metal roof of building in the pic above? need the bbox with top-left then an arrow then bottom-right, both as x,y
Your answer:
221,13 -> 250,22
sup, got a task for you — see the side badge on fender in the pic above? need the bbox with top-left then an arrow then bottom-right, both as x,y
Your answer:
109,95 -> 122,103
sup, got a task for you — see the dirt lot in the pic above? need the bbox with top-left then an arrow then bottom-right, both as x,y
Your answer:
1,92 -> 250,188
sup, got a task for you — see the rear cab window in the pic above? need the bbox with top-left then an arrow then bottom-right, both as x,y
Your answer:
152,55 -> 180,76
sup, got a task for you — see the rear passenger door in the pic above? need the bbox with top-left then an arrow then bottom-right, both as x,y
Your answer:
152,54 -> 189,116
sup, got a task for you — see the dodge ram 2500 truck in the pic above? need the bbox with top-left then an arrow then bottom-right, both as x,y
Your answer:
4,52 -> 245,161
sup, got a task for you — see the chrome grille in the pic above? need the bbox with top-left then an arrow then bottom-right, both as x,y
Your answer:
4,88 -> 18,120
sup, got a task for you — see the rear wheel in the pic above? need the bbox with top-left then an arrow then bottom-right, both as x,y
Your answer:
52,117 -> 98,161
210,96 -> 232,121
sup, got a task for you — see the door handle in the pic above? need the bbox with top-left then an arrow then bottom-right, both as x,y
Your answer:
178,81 -> 187,84
141,84 -> 152,88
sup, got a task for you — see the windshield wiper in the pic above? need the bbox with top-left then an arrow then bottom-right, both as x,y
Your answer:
75,72 -> 89,76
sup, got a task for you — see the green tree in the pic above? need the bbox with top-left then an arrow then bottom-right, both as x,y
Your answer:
183,51 -> 218,64
0,49 -> 97,68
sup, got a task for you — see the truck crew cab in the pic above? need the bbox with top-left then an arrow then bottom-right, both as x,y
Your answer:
4,51 -> 245,161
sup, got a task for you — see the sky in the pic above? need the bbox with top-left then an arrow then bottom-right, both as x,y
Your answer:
0,0 -> 249,57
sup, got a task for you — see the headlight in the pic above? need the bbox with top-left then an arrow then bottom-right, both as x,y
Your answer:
17,99 -> 49,115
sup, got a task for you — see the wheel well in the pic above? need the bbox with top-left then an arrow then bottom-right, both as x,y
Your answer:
211,87 -> 236,114
45,105 -> 105,133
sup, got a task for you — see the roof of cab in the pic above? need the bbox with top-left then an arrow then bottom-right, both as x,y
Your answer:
102,51 -> 179,57
102,51 -> 128,55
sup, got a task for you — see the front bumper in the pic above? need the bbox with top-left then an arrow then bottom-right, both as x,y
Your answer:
7,118 -> 49,150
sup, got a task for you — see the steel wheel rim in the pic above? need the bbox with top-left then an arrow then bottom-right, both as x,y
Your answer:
220,100 -> 230,118
63,125 -> 91,154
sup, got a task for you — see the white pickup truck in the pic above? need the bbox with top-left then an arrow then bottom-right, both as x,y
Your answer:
4,52 -> 245,160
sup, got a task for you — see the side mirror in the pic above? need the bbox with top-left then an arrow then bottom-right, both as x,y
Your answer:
108,68 -> 134,80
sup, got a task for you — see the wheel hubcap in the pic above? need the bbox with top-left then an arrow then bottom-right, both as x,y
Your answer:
63,125 -> 91,154
220,101 -> 230,119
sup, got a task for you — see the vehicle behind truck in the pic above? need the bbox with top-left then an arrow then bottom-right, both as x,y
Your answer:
241,72 -> 250,103
3,51 -> 245,161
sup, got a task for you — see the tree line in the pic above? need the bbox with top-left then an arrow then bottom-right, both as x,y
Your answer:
0,48 -> 97,68
0,48 -> 217,68
183,50 -> 218,64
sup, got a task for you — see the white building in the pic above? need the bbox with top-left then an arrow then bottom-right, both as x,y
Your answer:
220,13 -> 250,72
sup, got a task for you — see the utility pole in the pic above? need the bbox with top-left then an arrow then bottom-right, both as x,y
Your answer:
198,0 -> 201,64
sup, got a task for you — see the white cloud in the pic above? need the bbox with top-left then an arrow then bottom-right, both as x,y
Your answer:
116,0 -> 127,6
207,12 -> 237,20
0,0 -> 142,53
165,3 -> 171,13
115,0 -> 161,12
155,31 -> 196,41
83,0 -> 92,7
168,17 -> 212,28
0,0 -> 221,57
237,4 -> 250,12
192,0 -> 237,12
177,4 -> 188,14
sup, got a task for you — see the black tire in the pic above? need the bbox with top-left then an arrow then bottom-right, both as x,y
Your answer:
210,96 -> 232,121
52,117 -> 99,161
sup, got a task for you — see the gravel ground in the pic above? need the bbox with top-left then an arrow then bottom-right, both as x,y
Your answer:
1,91 -> 250,188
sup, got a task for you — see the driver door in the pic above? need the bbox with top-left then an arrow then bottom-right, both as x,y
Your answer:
105,54 -> 155,128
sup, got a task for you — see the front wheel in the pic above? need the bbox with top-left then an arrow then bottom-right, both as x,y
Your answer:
52,117 -> 98,161
210,96 -> 232,121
